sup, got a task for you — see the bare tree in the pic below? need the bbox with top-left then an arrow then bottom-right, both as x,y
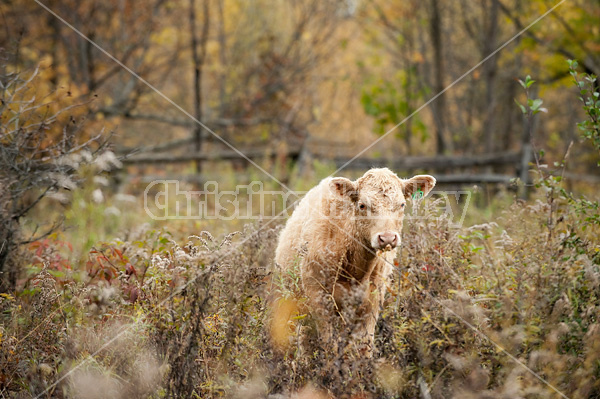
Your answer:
498,0 -> 600,77
0,65 -> 108,291
189,0 -> 210,172
428,0 -> 451,154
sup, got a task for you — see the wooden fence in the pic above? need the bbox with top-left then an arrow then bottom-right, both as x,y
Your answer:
120,143 -> 525,185
118,138 -> 598,186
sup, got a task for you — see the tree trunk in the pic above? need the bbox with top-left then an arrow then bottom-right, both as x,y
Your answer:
217,0 -> 227,116
483,0 -> 500,153
428,0 -> 450,154
189,0 -> 210,173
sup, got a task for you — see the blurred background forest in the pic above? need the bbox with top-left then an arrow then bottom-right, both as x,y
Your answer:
3,0 -> 600,186
2,0 -> 600,398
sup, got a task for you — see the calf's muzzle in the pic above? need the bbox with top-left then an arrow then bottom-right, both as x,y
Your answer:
375,231 -> 399,249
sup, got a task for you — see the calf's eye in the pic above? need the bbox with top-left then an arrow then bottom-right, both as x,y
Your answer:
358,203 -> 366,210
401,203 -> 406,208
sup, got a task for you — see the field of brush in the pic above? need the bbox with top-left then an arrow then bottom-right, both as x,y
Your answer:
2,171 -> 599,398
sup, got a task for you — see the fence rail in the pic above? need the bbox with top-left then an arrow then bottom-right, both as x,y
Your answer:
332,151 -> 521,170
118,141 -> 599,186
121,148 -> 301,164
122,147 -> 520,169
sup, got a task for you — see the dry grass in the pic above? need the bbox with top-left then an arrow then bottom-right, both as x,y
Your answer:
1,182 -> 599,398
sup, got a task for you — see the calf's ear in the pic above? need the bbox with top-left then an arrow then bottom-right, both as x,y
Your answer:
403,175 -> 436,198
329,177 -> 358,200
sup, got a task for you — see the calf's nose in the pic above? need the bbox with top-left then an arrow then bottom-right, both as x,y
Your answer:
376,231 -> 398,249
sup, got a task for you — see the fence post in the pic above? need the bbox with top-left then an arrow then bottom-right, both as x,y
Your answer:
297,144 -> 312,178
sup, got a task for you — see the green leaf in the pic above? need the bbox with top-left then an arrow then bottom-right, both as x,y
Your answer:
567,59 -> 577,69
525,75 -> 535,88
531,99 -> 543,111
514,99 -> 527,114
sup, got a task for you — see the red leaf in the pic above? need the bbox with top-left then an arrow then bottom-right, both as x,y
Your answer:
128,287 -> 139,303
125,263 -> 137,276
113,248 -> 124,261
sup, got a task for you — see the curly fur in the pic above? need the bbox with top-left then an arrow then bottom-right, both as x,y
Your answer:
275,168 -> 436,352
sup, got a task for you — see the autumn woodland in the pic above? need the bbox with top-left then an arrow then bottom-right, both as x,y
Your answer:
1,0 -> 600,398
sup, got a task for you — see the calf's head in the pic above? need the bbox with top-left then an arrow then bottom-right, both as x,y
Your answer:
329,168 -> 436,251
